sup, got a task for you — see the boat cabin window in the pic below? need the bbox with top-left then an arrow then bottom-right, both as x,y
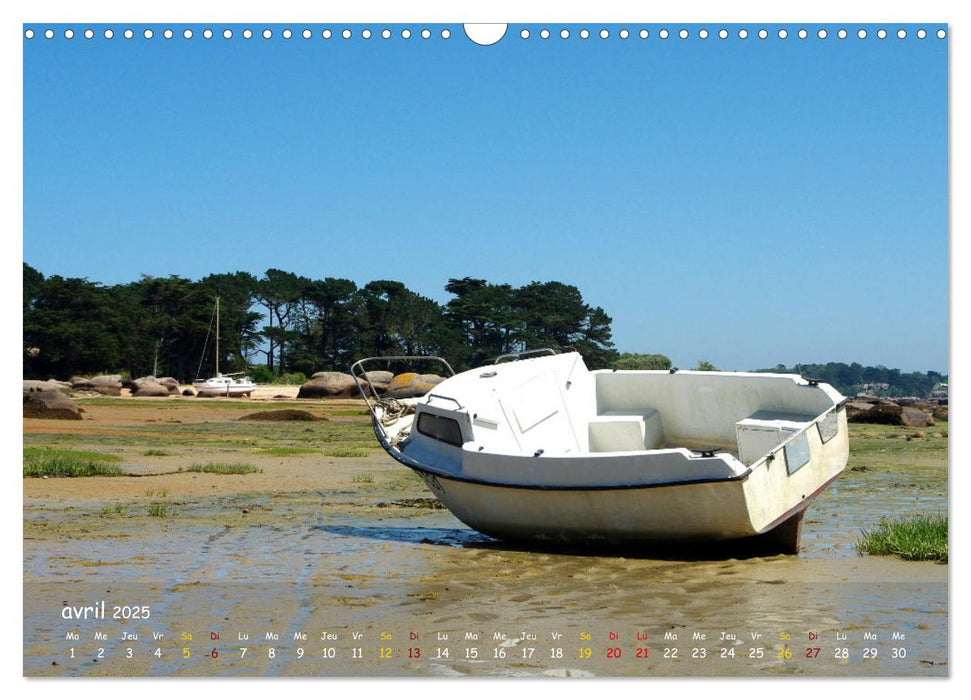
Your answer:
416,412 -> 465,447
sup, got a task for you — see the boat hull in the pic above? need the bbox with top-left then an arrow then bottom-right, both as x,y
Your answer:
193,378 -> 256,397
407,410 -> 847,552
196,387 -> 254,397
414,470 -> 830,551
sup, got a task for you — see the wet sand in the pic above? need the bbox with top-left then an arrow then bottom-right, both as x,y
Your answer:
23,397 -> 948,677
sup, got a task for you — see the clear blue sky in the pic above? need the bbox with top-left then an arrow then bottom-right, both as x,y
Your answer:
22,23 -> 948,373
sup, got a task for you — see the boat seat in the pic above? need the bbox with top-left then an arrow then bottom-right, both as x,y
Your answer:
588,409 -> 664,452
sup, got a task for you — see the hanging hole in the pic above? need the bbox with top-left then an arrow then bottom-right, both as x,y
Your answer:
464,23 -> 507,46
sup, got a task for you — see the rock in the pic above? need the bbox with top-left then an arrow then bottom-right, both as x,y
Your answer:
92,384 -> 122,396
23,379 -> 68,394
844,401 -> 875,421
182,388 -> 196,397
131,380 -> 170,397
91,374 -> 123,385
932,406 -> 948,422
384,372 -> 445,399
23,390 -> 82,420
848,403 -> 900,425
70,376 -> 94,390
238,409 -> 324,421
131,377 -> 169,396
79,374 -> 123,395
901,406 -> 934,427
849,403 -> 934,427
385,372 -> 419,398
297,372 -> 360,398
156,377 -> 181,393
348,370 -> 393,394
364,370 -> 394,385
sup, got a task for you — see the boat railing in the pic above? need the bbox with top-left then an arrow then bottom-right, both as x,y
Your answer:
426,393 -> 464,410
350,355 -> 457,439
493,347 -> 561,364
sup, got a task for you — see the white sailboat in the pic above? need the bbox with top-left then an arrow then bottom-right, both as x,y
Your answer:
193,296 -> 256,397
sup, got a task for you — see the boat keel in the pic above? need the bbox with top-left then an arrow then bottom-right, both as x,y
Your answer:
753,509 -> 805,555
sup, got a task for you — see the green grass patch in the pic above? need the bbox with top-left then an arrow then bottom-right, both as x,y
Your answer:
857,514 -> 948,562
24,447 -> 121,463
143,449 -> 170,456
100,503 -> 128,516
847,422 -> 948,471
257,447 -> 317,456
23,448 -> 124,478
321,447 -> 369,458
75,398 -> 177,407
148,502 -> 170,518
351,473 -> 374,484
185,463 -> 262,475
104,418 -> 373,448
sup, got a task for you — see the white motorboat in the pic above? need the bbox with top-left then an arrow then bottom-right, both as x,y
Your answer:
351,350 -> 849,553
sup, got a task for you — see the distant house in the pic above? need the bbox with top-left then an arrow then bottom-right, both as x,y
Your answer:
930,382 -> 949,399
861,382 -> 890,393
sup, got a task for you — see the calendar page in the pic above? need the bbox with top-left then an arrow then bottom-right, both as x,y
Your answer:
21,7 -> 949,682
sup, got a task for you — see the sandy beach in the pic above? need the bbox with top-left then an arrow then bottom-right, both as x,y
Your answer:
23,392 -> 948,677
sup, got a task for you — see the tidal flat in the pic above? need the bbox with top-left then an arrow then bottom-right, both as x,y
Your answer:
23,397 -> 948,677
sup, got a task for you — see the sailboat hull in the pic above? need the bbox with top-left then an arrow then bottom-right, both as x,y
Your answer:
194,378 -> 256,397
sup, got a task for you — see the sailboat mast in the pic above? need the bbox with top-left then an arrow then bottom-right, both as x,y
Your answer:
215,295 -> 220,377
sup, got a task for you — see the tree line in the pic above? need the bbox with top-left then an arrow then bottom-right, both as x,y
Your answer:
609,356 -> 946,398
756,362 -> 947,399
22,264 -> 617,381
23,263 -> 947,398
